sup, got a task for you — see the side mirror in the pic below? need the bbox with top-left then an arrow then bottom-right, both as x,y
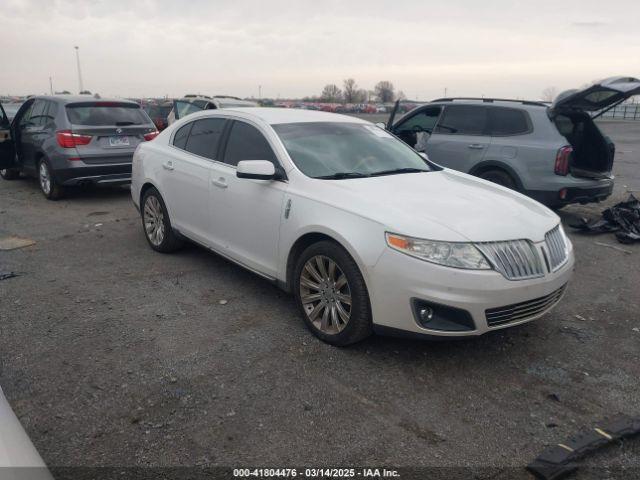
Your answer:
236,160 -> 276,180
374,122 -> 387,130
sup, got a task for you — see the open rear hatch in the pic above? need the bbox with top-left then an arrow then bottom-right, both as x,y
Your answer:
550,76 -> 640,179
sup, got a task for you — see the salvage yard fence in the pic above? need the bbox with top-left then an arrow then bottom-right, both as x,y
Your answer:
598,101 -> 640,120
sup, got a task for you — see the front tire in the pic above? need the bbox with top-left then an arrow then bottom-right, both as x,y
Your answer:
38,159 -> 64,200
294,241 -> 372,346
141,187 -> 183,253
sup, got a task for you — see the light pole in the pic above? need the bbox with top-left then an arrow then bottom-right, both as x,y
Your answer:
74,46 -> 84,93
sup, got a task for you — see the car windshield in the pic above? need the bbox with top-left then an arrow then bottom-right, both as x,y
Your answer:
66,102 -> 148,126
272,122 -> 432,179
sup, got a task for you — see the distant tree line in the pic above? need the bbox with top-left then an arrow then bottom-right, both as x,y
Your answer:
312,79 -> 405,103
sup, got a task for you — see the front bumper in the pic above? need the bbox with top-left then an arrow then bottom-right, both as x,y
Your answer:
367,246 -> 574,338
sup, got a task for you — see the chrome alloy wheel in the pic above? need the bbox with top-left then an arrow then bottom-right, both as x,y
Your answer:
144,195 -> 165,246
39,162 -> 51,195
299,255 -> 352,334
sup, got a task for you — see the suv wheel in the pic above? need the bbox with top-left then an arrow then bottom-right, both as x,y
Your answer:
294,241 -> 372,346
0,168 -> 20,180
478,169 -> 517,190
141,187 -> 183,253
38,159 -> 64,200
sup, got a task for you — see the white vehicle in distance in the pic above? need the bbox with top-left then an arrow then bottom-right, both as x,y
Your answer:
131,108 -> 574,346
167,95 -> 258,125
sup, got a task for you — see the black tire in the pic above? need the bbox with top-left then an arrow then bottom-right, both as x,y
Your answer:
0,168 -> 20,180
38,158 -> 64,200
293,240 -> 372,346
141,187 -> 183,253
478,169 -> 517,190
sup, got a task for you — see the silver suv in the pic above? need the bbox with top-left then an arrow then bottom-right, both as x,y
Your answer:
388,76 -> 640,207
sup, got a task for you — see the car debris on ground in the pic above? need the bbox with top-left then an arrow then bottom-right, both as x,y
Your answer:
527,413 -> 640,480
571,194 -> 640,243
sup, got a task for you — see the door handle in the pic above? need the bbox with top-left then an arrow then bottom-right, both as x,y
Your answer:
468,144 -> 485,149
162,161 -> 174,171
211,177 -> 227,188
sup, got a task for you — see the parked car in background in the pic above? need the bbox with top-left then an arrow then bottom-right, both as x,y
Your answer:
132,108 -> 573,346
387,76 -> 640,208
167,95 -> 259,125
2,102 -> 23,122
143,101 -> 173,131
0,96 -> 158,199
0,385 -> 53,479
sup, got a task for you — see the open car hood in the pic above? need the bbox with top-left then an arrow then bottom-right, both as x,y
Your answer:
551,76 -> 640,114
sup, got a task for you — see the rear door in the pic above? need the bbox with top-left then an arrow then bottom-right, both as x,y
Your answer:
426,104 -> 490,172
65,102 -> 156,164
160,118 -> 226,244
0,103 -> 16,170
551,76 -> 640,115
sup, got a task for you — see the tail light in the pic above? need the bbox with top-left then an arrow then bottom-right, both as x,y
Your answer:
56,130 -> 92,148
143,130 -> 159,141
554,145 -> 572,176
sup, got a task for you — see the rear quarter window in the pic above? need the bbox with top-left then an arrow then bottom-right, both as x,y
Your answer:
66,102 -> 150,126
488,107 -> 532,136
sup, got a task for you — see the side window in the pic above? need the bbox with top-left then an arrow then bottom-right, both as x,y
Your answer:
183,118 -> 226,160
395,107 -> 441,133
174,101 -> 203,120
29,100 -> 48,126
434,105 -> 488,135
41,101 -> 58,127
18,102 -> 35,129
172,122 -> 193,150
488,107 -> 531,136
222,121 -> 277,167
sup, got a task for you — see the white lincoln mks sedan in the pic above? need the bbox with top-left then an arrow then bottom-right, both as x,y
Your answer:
131,108 -> 574,346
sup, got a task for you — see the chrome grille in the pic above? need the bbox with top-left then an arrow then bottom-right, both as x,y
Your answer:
486,284 -> 567,327
476,240 -> 544,280
545,226 -> 569,271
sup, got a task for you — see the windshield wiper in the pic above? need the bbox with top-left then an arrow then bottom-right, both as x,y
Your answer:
369,167 -> 429,177
315,172 -> 370,180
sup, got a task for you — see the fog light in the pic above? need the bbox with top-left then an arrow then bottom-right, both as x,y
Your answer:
419,307 -> 434,323
559,188 -> 568,200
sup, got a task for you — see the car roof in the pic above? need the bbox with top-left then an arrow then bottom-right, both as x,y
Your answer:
219,107 -> 369,125
31,95 -> 140,105
429,98 -> 548,109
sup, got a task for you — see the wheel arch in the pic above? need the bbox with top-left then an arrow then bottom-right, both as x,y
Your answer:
284,230 -> 372,295
468,160 -> 524,191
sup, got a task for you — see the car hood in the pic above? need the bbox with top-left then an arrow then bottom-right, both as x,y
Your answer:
302,169 -> 558,243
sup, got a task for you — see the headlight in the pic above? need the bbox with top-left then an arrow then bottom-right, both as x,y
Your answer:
386,233 -> 491,270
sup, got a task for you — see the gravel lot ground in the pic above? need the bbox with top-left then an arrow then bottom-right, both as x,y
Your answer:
0,119 -> 639,478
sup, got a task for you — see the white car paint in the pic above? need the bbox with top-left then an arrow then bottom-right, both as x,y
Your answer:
132,108 -> 574,338
0,386 -> 53,479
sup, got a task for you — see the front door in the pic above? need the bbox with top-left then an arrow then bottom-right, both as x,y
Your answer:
209,119 -> 286,278
425,104 -> 491,173
0,104 -> 16,170
392,106 -> 442,152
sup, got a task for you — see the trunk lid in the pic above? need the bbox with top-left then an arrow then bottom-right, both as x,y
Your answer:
551,76 -> 640,115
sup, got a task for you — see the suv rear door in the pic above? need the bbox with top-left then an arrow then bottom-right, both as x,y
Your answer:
65,102 -> 156,164
551,76 -> 640,115
0,103 -> 16,170
425,104 -> 491,172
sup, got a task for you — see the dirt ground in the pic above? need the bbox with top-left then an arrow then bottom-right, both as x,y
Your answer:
0,120 -> 639,478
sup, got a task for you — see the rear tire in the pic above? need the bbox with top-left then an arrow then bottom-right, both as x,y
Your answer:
0,168 -> 20,180
294,241 -> 372,346
38,159 -> 64,200
478,169 -> 517,190
141,187 -> 183,253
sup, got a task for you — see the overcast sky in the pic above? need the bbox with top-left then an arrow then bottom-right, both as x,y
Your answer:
1,0 -> 639,100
